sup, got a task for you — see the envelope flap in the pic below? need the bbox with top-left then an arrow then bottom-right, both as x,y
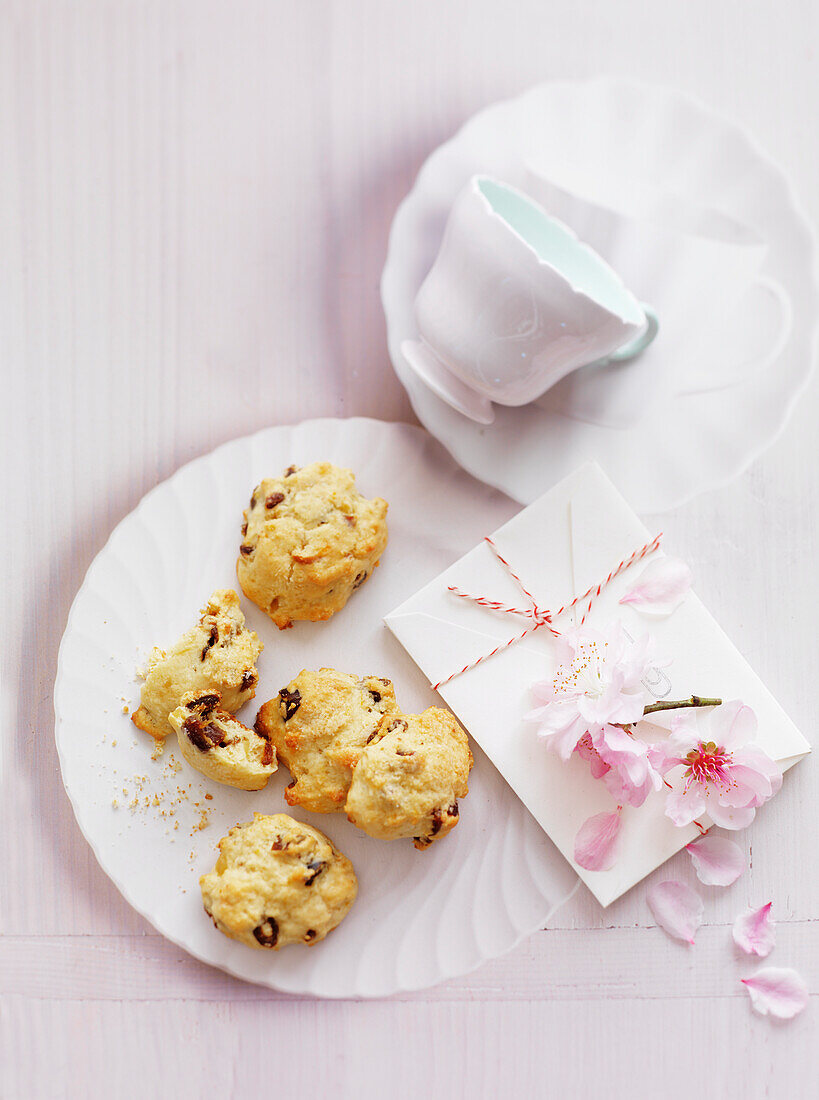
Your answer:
569,466 -> 654,603
489,463 -> 593,612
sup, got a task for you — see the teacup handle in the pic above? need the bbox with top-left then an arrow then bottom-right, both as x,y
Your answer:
608,305 -> 660,362
677,275 -> 792,395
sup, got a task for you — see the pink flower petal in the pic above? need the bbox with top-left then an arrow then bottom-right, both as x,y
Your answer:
647,740 -> 687,773
573,810 -> 621,871
730,747 -> 783,801
647,881 -> 704,944
529,679 -> 557,706
575,733 -> 611,779
717,763 -> 776,807
666,720 -> 700,758
686,834 -> 746,886
601,763 -> 659,808
741,967 -> 809,1019
713,699 -> 757,750
733,903 -> 776,957
619,557 -> 692,616
706,801 -> 757,831
664,784 -> 706,827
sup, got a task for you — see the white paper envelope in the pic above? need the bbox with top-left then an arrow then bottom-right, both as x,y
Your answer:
385,463 -> 810,906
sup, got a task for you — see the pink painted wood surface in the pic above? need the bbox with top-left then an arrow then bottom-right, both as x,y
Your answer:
2,1 -> 818,1096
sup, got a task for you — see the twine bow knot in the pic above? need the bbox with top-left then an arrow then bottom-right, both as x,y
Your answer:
431,532 -> 662,691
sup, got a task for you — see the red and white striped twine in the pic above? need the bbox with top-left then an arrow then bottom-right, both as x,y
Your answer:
431,532 -> 662,691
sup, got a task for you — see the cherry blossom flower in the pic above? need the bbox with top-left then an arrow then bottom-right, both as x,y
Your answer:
577,725 -> 663,808
526,622 -> 657,760
646,881 -> 704,944
649,700 -> 782,830
741,968 -> 809,1019
733,903 -> 776,957
685,834 -> 746,886
619,556 -> 693,617
573,808 -> 622,871
575,732 -> 610,780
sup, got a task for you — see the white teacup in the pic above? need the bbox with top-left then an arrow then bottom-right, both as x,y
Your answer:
401,176 -> 659,424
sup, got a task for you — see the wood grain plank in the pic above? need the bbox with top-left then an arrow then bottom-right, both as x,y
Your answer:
2,922 -> 816,1003
3,993 -> 816,1100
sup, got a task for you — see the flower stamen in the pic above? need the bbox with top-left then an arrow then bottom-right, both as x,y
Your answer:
683,741 -> 733,789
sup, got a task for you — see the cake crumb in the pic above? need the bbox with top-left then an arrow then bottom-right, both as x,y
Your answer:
111,799 -> 119,809
112,742 -> 208,828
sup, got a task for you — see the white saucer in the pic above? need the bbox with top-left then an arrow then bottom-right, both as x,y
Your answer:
54,419 -> 579,999
381,79 -> 818,513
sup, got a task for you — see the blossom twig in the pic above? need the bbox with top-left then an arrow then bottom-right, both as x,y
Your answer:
642,696 -> 722,716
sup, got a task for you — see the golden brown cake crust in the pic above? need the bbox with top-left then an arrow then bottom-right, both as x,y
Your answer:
199,813 -> 358,950
131,589 -> 263,740
254,668 -> 399,813
236,462 -> 388,629
344,707 -> 473,849
169,690 -> 277,791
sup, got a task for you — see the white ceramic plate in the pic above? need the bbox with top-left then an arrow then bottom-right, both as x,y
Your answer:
381,79 -> 818,513
54,418 -> 579,999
